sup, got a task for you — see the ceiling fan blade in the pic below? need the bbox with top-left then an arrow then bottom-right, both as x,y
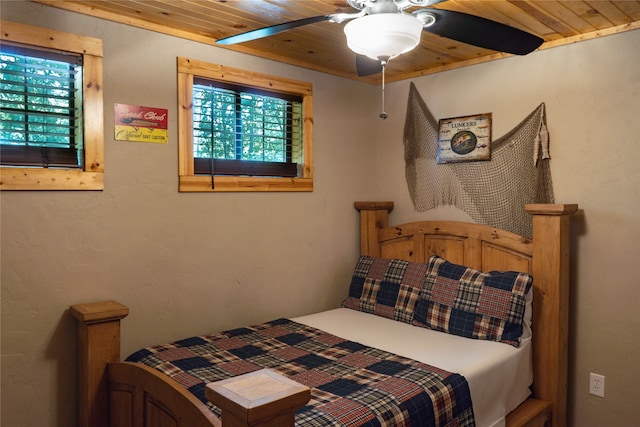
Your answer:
355,54 -> 383,77
424,9 -> 543,55
216,15 -> 331,45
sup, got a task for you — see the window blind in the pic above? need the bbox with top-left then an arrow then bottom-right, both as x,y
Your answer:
0,44 -> 83,168
192,78 -> 303,177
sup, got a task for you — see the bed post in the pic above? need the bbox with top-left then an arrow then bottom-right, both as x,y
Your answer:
70,300 -> 129,427
354,201 -> 394,257
526,204 -> 578,427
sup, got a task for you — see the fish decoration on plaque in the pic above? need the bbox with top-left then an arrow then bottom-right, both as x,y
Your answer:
437,113 -> 492,163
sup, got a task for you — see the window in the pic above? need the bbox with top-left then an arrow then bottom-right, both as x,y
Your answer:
178,57 -> 313,192
1,45 -> 82,168
0,21 -> 103,190
192,79 -> 303,177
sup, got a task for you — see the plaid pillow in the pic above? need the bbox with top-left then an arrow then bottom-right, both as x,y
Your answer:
412,256 -> 533,347
342,256 -> 428,324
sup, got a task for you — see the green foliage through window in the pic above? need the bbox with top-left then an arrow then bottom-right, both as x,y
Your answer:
192,78 -> 303,177
0,45 -> 83,168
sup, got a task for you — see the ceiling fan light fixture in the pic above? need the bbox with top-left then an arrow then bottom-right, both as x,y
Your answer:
344,13 -> 423,60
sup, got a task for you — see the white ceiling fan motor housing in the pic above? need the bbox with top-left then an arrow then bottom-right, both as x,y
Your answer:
344,13 -> 424,60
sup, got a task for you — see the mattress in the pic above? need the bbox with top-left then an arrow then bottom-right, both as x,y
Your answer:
293,308 -> 532,427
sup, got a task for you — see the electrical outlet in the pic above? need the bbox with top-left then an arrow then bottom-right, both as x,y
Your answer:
589,372 -> 605,397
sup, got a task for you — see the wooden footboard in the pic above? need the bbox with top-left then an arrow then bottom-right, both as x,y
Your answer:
109,362 -> 220,427
108,364 -> 311,427
70,301 -> 222,427
71,201 -> 576,427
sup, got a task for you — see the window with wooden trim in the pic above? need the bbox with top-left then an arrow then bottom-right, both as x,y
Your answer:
178,57 -> 313,192
0,21 -> 103,190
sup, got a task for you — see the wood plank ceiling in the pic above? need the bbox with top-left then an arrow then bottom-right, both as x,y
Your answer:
35,0 -> 640,83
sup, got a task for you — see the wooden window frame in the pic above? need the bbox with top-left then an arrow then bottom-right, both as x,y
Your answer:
177,57 -> 313,192
0,21 -> 104,191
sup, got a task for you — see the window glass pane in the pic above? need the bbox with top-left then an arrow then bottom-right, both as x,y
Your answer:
192,81 -> 303,176
240,94 -> 288,162
0,46 -> 83,167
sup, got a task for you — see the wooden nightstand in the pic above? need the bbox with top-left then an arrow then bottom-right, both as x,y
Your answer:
205,369 -> 311,427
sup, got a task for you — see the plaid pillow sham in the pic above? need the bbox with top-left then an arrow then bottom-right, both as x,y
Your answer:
412,256 -> 533,347
342,256 -> 427,324
343,255 -> 533,347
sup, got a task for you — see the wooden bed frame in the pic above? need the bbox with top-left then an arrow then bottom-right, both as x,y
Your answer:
70,201 -> 577,427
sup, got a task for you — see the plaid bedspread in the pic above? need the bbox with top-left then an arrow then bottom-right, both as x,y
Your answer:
127,318 -> 475,426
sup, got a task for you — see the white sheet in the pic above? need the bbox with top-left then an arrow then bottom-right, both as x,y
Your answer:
293,308 -> 532,427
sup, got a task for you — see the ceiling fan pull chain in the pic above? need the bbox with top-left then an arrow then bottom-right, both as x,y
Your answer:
379,58 -> 389,119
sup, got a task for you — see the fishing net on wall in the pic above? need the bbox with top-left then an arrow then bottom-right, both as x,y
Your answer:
403,83 -> 554,238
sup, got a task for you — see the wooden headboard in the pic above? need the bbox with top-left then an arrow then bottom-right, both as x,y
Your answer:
355,201 -> 577,427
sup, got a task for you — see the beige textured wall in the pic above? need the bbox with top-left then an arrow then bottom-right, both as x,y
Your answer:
0,2 -> 380,426
1,1 -> 639,426
374,30 -> 640,426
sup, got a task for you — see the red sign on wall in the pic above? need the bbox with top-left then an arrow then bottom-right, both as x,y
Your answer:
114,103 -> 168,143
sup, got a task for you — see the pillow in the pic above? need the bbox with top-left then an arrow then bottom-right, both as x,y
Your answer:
412,256 -> 533,347
342,256 -> 428,324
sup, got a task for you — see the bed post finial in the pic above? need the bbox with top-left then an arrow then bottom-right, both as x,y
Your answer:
354,202 -> 394,257
70,300 -> 129,427
526,203 -> 578,427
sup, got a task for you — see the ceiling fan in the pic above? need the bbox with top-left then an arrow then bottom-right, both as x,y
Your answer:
216,0 -> 544,77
